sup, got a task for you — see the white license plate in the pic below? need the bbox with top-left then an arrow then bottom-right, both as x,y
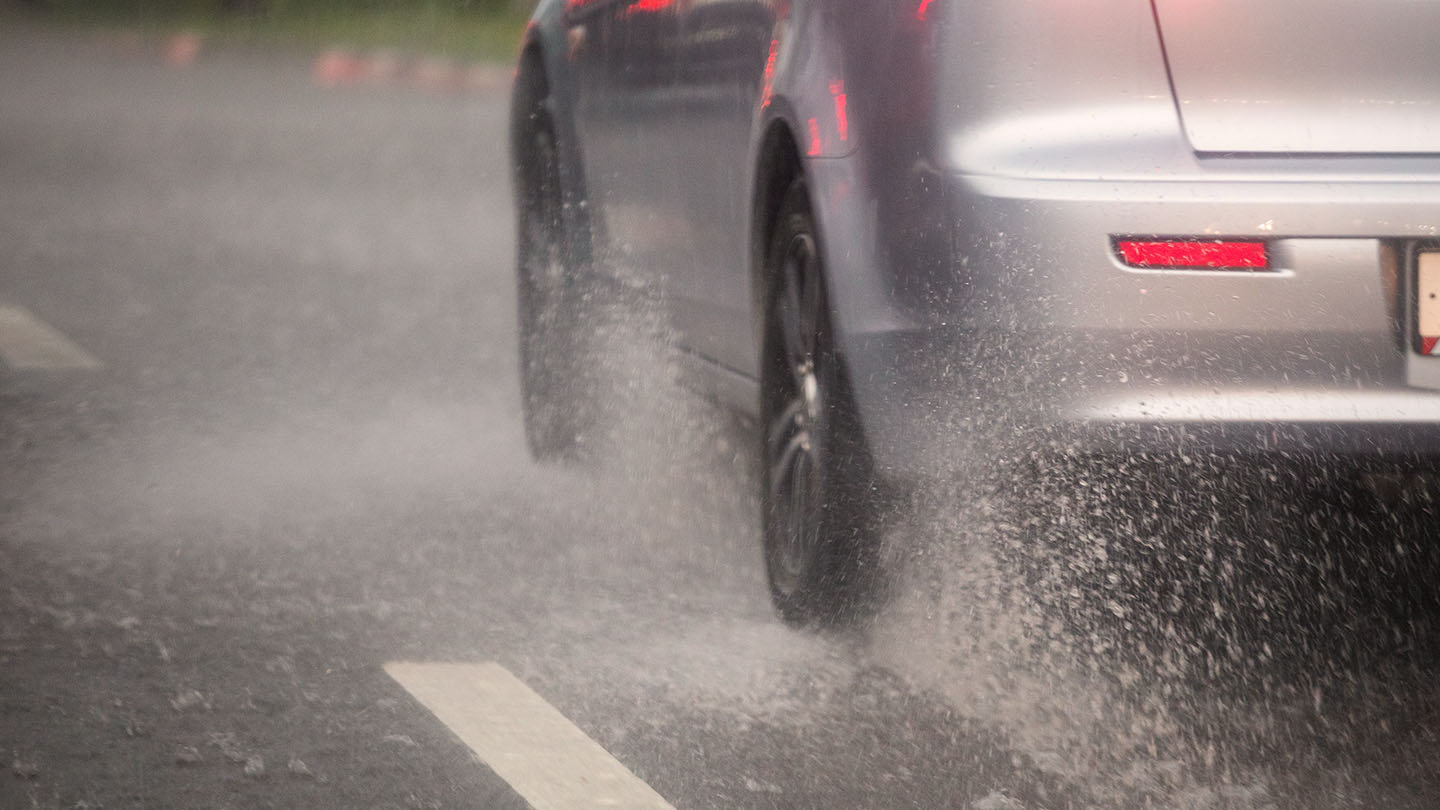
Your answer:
1419,253 -> 1440,355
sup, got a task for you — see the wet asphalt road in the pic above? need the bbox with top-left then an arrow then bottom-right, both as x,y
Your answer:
3,22 -> 1440,810
0,23 -> 1036,810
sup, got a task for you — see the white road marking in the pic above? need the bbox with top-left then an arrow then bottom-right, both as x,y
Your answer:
0,304 -> 101,370
385,661 -> 677,810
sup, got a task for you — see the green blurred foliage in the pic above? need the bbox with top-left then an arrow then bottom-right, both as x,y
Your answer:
37,0 -> 530,59
47,0 -> 519,15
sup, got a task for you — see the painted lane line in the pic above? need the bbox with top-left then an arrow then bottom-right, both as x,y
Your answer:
0,304 -> 101,370
385,661 -> 677,810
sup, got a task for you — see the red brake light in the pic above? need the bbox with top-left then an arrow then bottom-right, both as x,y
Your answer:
622,0 -> 672,15
1115,239 -> 1269,270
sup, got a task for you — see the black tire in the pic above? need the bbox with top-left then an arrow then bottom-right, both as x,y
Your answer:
512,64 -> 593,462
760,179 -> 880,627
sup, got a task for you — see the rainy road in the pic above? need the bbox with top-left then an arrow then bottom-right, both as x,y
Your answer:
2,23 -> 1440,810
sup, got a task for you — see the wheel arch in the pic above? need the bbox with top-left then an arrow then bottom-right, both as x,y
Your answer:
747,114 -> 882,389
748,119 -> 808,358
511,27 -> 595,267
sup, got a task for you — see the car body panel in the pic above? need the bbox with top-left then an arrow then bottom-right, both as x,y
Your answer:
1154,0 -> 1440,154
516,0 -> 1440,483
666,0 -> 774,375
566,0 -> 688,273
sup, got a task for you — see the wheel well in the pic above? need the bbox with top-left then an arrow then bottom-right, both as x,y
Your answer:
512,45 -> 594,268
750,123 -> 806,341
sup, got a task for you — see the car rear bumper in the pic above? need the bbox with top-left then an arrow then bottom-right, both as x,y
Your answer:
845,327 -> 1440,479
833,169 -> 1440,479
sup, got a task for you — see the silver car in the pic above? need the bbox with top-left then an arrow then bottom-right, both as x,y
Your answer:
509,0 -> 1440,623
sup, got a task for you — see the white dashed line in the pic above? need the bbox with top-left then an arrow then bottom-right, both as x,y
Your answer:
385,661 -> 677,810
0,304 -> 101,370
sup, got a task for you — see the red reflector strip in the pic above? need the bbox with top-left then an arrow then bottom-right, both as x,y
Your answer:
1116,240 -> 1268,270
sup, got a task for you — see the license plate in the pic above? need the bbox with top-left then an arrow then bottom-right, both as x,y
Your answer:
1419,252 -> 1440,355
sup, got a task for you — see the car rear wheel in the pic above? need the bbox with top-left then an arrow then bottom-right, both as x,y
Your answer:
760,179 -> 879,626
513,66 -> 592,462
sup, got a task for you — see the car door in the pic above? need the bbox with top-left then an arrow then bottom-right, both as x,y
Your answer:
669,0 -> 776,378
567,0 -> 689,285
